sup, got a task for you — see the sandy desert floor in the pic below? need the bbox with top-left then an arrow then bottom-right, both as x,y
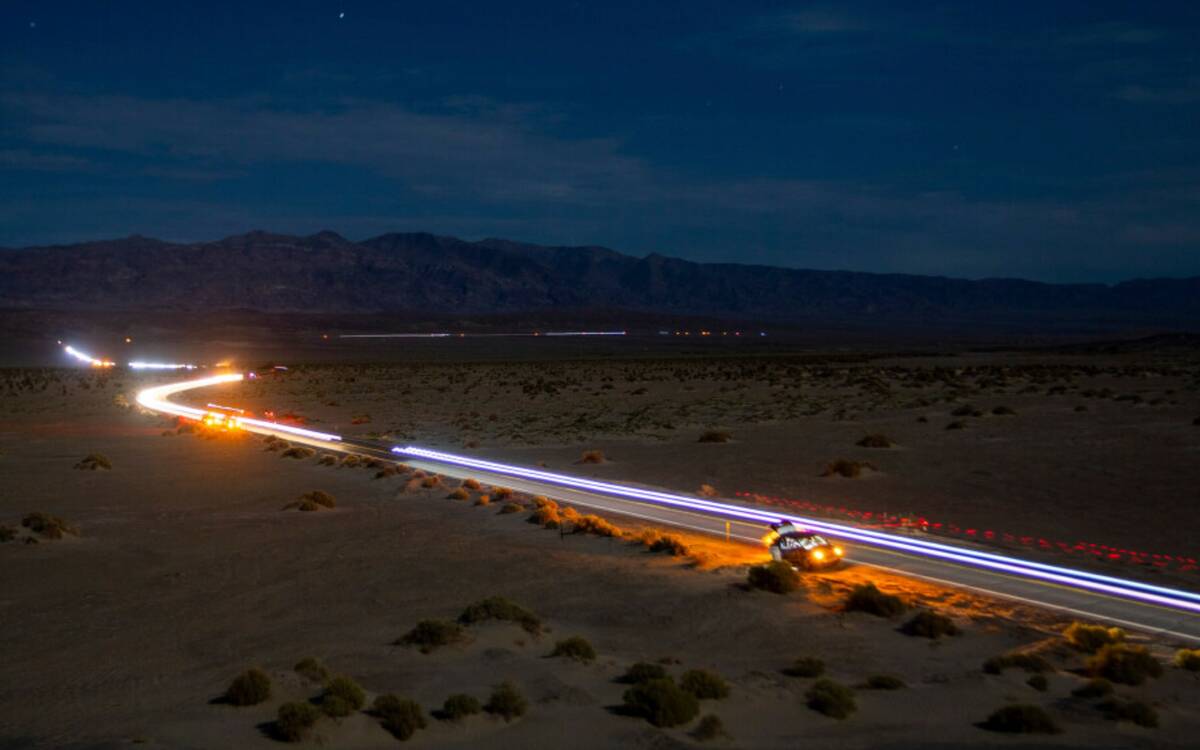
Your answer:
1,346 -> 1199,748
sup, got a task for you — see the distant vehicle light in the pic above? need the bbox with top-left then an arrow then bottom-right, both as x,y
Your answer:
811,549 -> 826,561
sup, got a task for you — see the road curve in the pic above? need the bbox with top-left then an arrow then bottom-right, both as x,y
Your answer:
137,373 -> 1200,643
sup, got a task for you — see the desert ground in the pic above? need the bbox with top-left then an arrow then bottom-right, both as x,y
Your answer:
2,344 -> 1199,748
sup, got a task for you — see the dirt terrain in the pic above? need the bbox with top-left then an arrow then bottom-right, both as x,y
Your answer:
1,346 -> 1199,748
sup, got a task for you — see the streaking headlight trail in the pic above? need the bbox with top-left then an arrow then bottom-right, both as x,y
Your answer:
64,344 -> 115,368
129,361 -> 197,370
135,373 -> 342,443
131,371 -> 1200,622
393,446 -> 1200,614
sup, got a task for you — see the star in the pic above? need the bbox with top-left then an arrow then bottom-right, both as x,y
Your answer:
29,21 -> 37,28
338,12 -> 345,19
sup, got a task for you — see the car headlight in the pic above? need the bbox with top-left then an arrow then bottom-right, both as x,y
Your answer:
811,549 -> 826,561
833,546 -> 844,556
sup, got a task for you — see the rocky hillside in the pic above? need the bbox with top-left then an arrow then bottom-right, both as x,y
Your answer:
2,230 -> 1198,330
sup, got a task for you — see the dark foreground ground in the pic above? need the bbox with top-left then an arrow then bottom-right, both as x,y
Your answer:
1,340 -> 1199,748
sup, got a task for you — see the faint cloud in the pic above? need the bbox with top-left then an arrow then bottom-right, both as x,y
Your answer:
0,148 -> 91,171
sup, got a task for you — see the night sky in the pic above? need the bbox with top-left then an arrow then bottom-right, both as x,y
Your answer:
2,1 -> 1198,281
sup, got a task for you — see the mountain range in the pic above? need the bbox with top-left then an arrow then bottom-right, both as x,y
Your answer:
2,230 -> 1198,332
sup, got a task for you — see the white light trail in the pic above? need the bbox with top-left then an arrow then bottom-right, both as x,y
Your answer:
129,361 -> 197,370
394,446 -> 1200,613
64,345 -> 115,368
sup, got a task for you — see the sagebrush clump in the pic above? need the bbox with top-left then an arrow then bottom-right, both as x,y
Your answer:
275,701 -> 321,742
1174,648 -> 1200,671
398,619 -> 465,653
693,713 -> 727,741
1097,698 -> 1158,728
747,561 -> 800,594
783,656 -> 825,678
74,453 -> 112,470
374,694 -> 426,739
680,669 -> 730,700
484,682 -> 527,722
550,636 -> 597,663
438,693 -> 481,722
979,704 -> 1059,734
622,678 -> 699,727
620,661 -> 669,684
1088,644 -> 1162,685
20,512 -> 78,539
458,596 -> 542,633
805,679 -> 855,719
845,583 -> 906,617
1064,622 -> 1125,653
899,610 -> 960,638
294,657 -> 330,683
223,668 -> 271,706
983,652 -> 1053,675
820,459 -> 874,478
322,676 -> 366,717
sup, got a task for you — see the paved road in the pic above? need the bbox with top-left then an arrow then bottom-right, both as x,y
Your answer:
137,374 -> 1200,643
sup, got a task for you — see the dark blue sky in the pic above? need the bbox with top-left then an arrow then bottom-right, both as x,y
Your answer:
2,1 -> 1198,281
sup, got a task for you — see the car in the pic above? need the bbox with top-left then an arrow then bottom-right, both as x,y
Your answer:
765,521 -> 844,570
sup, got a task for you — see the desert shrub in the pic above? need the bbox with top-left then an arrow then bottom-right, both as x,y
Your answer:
992,405 -> 1017,415
1072,678 -> 1113,698
845,583 -> 906,617
447,487 -> 470,500
747,561 -> 800,594
1097,698 -> 1158,728
475,494 -> 492,506
862,674 -> 905,690
499,502 -> 523,514
820,459 -> 873,478
275,701 -> 321,742
979,704 -> 1059,734
20,512 -> 77,539
805,679 -> 856,719
697,484 -> 718,497
621,661 -> 669,684
856,433 -> 893,448
579,449 -> 605,464
374,694 -> 427,739
318,454 -> 338,466
982,652 -> 1053,675
952,404 -> 982,417
458,596 -> 542,633
398,619 -> 465,653
223,668 -> 271,706
529,505 -> 561,528
642,530 -> 690,556
420,475 -> 442,488
550,637 -> 597,663
375,466 -> 397,479
439,693 -> 481,722
340,454 -> 361,468
783,657 -> 825,678
945,420 -> 968,430
693,713 -> 727,741
493,487 -> 514,500
1174,648 -> 1200,671
1027,674 -> 1048,692
301,490 -> 336,509
322,676 -> 366,716
1088,644 -> 1162,685
899,610 -> 960,638
1064,622 -> 1125,653
532,495 -> 556,509
281,446 -> 316,459
0,525 -> 14,543
462,478 -> 482,490
680,669 -> 730,700
622,678 -> 699,727
572,514 -> 621,537
698,430 -> 732,443
294,657 -> 330,683
74,453 -> 112,470
484,682 -> 527,722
